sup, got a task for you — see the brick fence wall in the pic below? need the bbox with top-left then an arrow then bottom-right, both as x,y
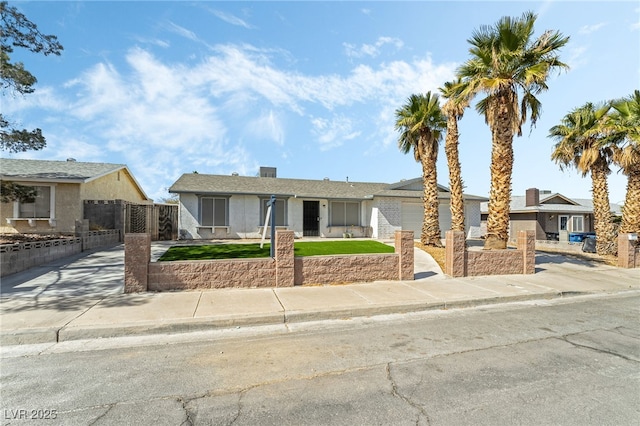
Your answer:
618,233 -> 640,268
0,230 -> 121,277
125,230 -> 414,292
445,230 -> 536,277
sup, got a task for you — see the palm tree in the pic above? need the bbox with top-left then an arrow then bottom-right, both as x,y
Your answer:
610,90 -> 640,234
550,102 -> 617,256
440,79 -> 469,232
395,92 -> 446,246
457,11 -> 569,249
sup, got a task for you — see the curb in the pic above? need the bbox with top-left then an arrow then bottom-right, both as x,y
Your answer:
3,290 -> 619,346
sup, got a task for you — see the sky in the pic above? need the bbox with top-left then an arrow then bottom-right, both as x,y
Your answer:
3,1 -> 639,204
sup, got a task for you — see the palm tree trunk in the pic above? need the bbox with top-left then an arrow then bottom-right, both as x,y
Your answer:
484,95 -> 514,250
445,115 -> 465,232
591,161 -> 617,255
421,144 -> 442,247
620,165 -> 640,234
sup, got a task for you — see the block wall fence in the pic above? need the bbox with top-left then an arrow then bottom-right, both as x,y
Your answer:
124,230 -> 414,293
0,229 -> 120,277
445,230 -> 536,277
618,233 -> 640,269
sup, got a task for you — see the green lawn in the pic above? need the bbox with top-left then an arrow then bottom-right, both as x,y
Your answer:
158,240 -> 394,261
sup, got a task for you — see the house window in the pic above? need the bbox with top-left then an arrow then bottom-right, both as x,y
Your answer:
200,197 -> 227,226
570,216 -> 584,232
330,201 -> 360,226
260,198 -> 287,226
18,186 -> 51,218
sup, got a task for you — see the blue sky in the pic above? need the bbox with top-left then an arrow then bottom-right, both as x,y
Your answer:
4,1 -> 639,203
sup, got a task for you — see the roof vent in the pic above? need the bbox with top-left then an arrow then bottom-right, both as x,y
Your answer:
259,167 -> 277,178
323,177 -> 330,181
231,172 -> 239,176
67,158 -> 77,162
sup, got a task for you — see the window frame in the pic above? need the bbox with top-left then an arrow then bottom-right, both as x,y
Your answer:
13,184 -> 55,219
329,200 -> 361,227
199,196 -> 228,227
260,197 -> 287,226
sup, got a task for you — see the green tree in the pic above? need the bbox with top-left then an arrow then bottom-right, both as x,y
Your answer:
550,102 -> 617,256
457,11 -> 569,249
439,78 -> 469,232
609,90 -> 640,234
1,0 -> 63,153
395,92 -> 446,246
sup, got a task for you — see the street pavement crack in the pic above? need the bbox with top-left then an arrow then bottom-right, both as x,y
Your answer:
178,397 -> 194,426
87,403 -> 115,425
386,363 -> 431,425
559,335 -> 639,362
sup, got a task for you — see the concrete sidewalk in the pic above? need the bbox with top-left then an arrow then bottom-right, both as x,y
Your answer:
1,244 -> 639,346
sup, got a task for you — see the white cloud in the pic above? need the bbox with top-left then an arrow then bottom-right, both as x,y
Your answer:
578,22 -> 607,35
13,43 -> 456,200
162,21 -> 199,42
343,36 -> 404,59
311,115 -> 361,151
208,9 -> 255,29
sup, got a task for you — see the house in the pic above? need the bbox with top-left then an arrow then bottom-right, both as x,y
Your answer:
0,158 -> 152,235
480,188 -> 623,242
169,167 -> 487,240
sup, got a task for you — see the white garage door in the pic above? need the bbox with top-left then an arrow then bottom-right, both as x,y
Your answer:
401,202 -> 452,239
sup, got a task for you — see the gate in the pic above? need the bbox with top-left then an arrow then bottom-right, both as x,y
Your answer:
125,203 -> 177,241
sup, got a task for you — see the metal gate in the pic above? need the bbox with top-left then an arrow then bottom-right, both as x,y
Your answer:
125,203 -> 177,240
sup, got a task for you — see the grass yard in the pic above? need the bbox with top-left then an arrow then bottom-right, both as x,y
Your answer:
158,240 -> 395,261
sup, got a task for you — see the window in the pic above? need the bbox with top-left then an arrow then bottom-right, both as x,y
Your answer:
18,186 -> 51,218
570,215 -> 584,232
261,198 -> 287,226
330,201 -> 360,226
559,215 -> 569,231
200,197 -> 227,226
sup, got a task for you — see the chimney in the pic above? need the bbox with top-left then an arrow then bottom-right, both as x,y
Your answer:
525,188 -> 540,207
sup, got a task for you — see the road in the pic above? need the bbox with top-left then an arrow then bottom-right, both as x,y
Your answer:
1,292 -> 639,425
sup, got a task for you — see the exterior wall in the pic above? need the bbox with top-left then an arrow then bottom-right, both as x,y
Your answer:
128,230 -> 414,291
445,230 -> 535,277
508,213 -> 543,241
374,197 -> 402,239
79,170 -> 148,203
464,201 -> 482,229
1,170 -> 147,235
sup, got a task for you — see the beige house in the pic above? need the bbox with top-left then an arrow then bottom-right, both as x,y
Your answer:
0,158 -> 151,235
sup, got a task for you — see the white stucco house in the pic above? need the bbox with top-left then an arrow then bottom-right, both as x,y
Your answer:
169,168 -> 487,240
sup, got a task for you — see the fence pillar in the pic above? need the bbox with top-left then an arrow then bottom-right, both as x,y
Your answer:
395,230 -> 414,280
445,231 -> 466,277
275,230 -> 295,287
618,233 -> 638,268
124,233 -> 150,293
518,230 -> 536,274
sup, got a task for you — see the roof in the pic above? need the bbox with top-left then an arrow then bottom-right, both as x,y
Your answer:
480,193 -> 623,215
0,158 -> 151,200
1,158 -> 126,183
169,173 -> 489,201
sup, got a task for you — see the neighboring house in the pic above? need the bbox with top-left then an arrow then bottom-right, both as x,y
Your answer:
480,188 -> 623,242
169,167 -> 487,240
0,158 -> 152,235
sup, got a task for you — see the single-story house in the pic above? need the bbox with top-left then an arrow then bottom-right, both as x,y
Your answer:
481,188 -> 623,242
169,167 -> 488,240
0,158 -> 152,235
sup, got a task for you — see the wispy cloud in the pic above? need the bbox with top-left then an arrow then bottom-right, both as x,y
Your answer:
311,115 -> 361,150
207,9 -> 255,29
162,21 -> 199,42
578,22 -> 607,35
343,37 -> 404,59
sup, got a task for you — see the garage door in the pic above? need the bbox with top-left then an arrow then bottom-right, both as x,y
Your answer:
401,202 -> 451,239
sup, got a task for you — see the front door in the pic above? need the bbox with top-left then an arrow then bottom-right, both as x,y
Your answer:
303,201 -> 320,237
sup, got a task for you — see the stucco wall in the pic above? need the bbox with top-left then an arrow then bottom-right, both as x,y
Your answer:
80,170 -> 148,203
